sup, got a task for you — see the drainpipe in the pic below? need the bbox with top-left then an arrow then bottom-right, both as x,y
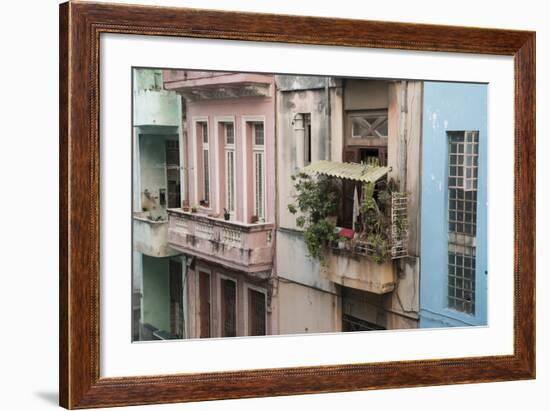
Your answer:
399,80 -> 408,191
325,77 -> 332,161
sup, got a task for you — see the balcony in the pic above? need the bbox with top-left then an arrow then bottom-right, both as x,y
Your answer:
133,212 -> 179,258
167,209 -> 274,274
322,244 -> 395,294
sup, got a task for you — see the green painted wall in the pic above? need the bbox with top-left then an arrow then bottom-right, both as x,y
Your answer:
133,68 -> 181,127
142,255 -> 170,332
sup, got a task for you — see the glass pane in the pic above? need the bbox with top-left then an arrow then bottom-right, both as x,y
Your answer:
225,123 -> 234,145
254,123 -> 264,146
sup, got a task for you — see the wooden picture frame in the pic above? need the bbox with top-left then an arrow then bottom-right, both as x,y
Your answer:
59,1 -> 535,408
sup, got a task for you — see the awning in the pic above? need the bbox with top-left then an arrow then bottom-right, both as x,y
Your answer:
301,160 -> 389,183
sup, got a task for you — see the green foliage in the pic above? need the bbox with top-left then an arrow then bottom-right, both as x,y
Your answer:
288,173 -> 407,265
357,179 -> 402,263
288,173 -> 339,264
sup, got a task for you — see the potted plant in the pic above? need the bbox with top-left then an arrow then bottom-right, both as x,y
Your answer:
181,199 -> 190,212
250,215 -> 259,224
199,199 -> 209,208
223,208 -> 231,221
191,204 -> 198,213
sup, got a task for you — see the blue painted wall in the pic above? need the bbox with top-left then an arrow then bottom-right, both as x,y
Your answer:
420,82 -> 487,328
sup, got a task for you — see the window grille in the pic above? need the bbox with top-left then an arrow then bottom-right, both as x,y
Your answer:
447,130 -> 479,315
448,246 -> 476,315
351,110 -> 388,139
391,192 -> 409,258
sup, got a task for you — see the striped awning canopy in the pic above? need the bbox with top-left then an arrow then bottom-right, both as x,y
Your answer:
301,160 -> 389,183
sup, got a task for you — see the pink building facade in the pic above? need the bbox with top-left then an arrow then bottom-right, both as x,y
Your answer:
163,71 -> 278,338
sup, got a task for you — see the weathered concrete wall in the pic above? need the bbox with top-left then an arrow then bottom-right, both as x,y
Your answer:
133,69 -> 181,127
133,213 -> 179,257
276,77 -> 343,230
274,76 -> 345,334
384,80 -> 423,329
277,280 -> 341,335
344,79 -> 389,111
323,252 -> 395,294
276,75 -> 339,91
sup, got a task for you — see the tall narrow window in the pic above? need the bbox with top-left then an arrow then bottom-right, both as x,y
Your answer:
220,278 -> 237,337
304,114 -> 312,165
199,122 -> 210,206
253,122 -> 265,221
198,271 -> 211,338
248,288 -> 266,336
224,123 -> 236,214
447,131 -> 479,315
165,139 -> 181,208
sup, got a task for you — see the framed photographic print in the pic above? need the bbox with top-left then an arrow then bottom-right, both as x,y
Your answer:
59,1 -> 535,409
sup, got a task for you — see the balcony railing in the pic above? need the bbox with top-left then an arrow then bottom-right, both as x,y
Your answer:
167,210 -> 274,274
133,212 -> 180,258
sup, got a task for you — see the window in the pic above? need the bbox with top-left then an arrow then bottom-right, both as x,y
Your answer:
252,122 -> 265,221
304,114 -> 312,165
351,110 -> 388,139
198,122 -> 210,206
152,71 -> 162,90
165,139 -> 181,208
448,248 -> 476,315
447,131 -> 479,315
224,123 -> 236,214
253,151 -> 265,220
220,278 -> 237,337
248,288 -> 266,336
226,150 -> 236,213
224,122 -> 234,145
254,122 -> 264,146
198,271 -> 211,338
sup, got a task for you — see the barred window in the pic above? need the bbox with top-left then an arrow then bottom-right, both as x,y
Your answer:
447,131 -> 479,315
448,247 -> 476,315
